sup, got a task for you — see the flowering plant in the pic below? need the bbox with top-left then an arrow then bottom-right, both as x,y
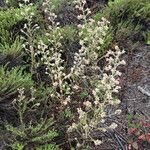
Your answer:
35,0 -> 126,148
19,0 -> 126,148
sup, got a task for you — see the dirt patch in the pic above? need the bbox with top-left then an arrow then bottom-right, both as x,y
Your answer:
116,45 -> 150,149
121,45 -> 150,116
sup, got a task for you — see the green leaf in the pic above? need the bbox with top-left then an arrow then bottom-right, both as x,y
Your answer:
79,91 -> 88,100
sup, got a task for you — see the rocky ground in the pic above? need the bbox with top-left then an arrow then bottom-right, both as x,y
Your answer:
122,45 -> 150,116
118,45 -> 150,150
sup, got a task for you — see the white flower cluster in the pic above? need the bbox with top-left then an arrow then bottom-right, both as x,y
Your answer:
79,18 -> 109,60
25,0 -> 126,147
67,1 -> 126,146
68,45 -> 126,146
19,0 -> 34,22
93,46 -> 126,103
75,0 -> 109,62
13,87 -> 39,108
69,46 -> 87,78
35,1 -> 74,106
13,88 -> 40,125
20,1 -> 40,74
36,0 -> 93,107
42,0 -> 58,28
36,0 -> 63,68
74,0 -> 91,21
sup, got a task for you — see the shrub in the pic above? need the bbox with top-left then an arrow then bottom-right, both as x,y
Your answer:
0,5 -> 39,44
104,0 -> 150,43
0,8 -> 23,43
92,0 -> 150,49
0,37 -> 23,56
106,0 -> 149,26
5,0 -> 43,8
0,66 -> 33,101
6,88 -> 59,150
128,114 -> 150,149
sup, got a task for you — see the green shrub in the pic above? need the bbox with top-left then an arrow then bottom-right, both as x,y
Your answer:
0,66 -> 33,100
0,5 -> 40,44
104,0 -> 150,43
107,0 -> 150,25
5,0 -> 43,8
0,37 -> 23,56
6,88 -> 59,150
93,0 -> 150,48
113,20 -> 143,49
8,123 -> 59,150
0,8 -> 23,43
